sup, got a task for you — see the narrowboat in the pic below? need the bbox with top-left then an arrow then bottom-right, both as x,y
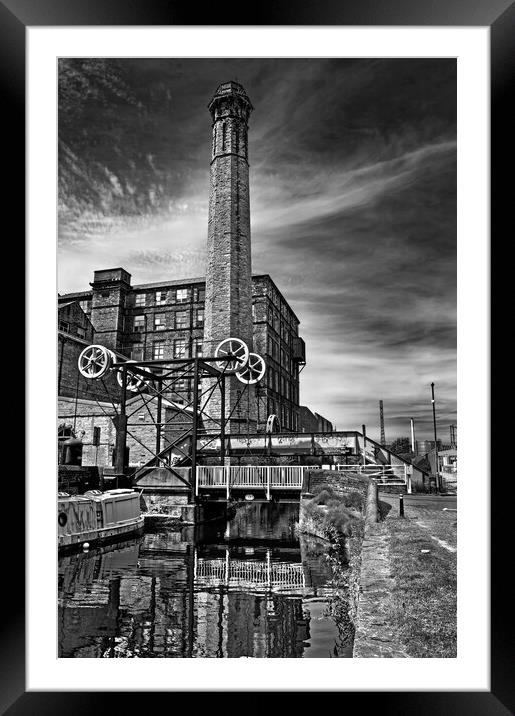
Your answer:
58,488 -> 144,553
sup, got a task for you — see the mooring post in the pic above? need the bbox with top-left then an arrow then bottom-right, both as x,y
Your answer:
365,479 -> 379,525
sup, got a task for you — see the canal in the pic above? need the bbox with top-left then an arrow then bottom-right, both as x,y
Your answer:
58,502 -> 354,658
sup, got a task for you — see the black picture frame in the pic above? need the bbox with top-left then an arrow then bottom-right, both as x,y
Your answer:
9,0 -> 507,712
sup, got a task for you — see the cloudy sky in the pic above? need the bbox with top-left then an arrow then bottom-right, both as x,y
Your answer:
58,58 -> 457,442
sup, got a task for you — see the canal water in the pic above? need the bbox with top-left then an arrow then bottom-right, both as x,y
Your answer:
58,502 -> 354,658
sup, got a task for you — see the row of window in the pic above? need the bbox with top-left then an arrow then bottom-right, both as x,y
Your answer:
134,286 -> 205,307
131,338 -> 203,361
267,336 -> 296,373
131,309 -> 204,333
267,308 -> 296,345
268,399 -> 298,432
74,290 -> 294,336
267,366 -> 298,402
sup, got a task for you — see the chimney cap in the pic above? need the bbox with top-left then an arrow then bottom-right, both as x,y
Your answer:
208,80 -> 253,112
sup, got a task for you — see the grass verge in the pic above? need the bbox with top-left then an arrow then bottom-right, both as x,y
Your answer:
385,514 -> 457,657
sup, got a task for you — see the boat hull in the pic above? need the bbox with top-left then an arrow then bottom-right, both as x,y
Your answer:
58,515 -> 145,553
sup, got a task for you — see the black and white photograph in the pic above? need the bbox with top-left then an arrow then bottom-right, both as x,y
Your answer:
56,56 -> 459,660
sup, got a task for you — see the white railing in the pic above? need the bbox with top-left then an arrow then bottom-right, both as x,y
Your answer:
195,556 -> 306,591
334,464 -> 411,493
196,465 -> 306,498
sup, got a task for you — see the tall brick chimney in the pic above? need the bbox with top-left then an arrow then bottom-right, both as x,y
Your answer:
202,81 -> 256,433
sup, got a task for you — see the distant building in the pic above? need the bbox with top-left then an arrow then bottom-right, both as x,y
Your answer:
416,439 -> 442,454
298,406 -> 333,433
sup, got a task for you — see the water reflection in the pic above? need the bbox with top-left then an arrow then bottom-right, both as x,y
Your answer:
58,502 -> 353,658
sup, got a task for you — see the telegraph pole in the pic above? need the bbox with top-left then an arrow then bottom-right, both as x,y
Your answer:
430,382 -> 441,493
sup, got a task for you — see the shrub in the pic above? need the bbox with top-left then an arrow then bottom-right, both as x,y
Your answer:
312,483 -> 336,498
301,485 -> 363,542
340,490 -> 365,512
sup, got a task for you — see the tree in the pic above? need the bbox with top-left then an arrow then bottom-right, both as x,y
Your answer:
389,437 -> 411,455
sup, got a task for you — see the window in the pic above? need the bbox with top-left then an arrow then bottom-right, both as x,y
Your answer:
156,290 -> 167,305
175,311 -> 188,329
173,339 -> 187,359
135,293 -> 146,306
131,344 -> 144,360
195,287 -> 206,302
93,427 -> 101,446
195,308 -> 204,326
174,378 -> 190,393
193,338 -> 203,356
154,313 -> 166,331
153,342 -> 165,360
59,320 -> 70,333
176,288 -> 189,303
77,326 -> 86,339
133,315 -> 145,332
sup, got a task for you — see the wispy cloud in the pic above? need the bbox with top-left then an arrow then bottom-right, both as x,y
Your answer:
58,58 -> 456,439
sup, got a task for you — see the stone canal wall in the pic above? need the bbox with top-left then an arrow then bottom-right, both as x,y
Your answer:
351,485 -> 408,658
352,519 -> 408,658
299,472 -> 407,657
305,469 -> 370,497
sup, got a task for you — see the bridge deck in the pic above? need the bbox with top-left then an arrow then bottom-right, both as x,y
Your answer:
196,465 -> 305,498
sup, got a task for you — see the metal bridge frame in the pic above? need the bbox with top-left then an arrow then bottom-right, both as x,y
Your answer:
101,353 -> 252,503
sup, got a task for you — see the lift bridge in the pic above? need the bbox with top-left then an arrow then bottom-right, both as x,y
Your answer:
77,338 -> 417,501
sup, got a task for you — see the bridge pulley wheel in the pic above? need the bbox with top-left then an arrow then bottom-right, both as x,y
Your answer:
265,414 -> 280,434
236,352 -> 266,385
116,361 -> 150,392
214,337 -> 249,374
78,345 -> 115,379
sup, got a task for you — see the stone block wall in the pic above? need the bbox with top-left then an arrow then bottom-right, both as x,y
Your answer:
58,465 -> 100,494
306,469 -> 369,497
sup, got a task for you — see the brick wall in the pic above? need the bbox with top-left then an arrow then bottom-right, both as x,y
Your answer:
58,397 -> 117,466
58,333 -> 120,401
